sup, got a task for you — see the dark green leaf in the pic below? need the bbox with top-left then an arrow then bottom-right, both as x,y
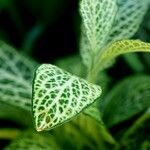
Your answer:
102,76 -> 150,127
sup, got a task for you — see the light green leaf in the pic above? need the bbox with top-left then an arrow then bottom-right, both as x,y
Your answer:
102,76 -> 150,127
0,41 -> 37,111
140,141 -> 150,150
80,0 -> 117,68
107,0 -> 150,43
98,40 -> 150,71
84,102 -> 102,124
32,64 -> 102,131
4,131 -> 61,150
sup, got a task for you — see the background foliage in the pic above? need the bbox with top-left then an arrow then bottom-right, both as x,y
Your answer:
0,0 -> 150,149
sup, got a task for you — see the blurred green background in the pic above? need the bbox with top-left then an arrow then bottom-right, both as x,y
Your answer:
0,0 -> 150,149
0,0 -> 80,62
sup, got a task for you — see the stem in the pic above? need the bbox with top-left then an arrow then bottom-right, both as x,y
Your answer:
86,58 -> 117,145
86,68 -> 98,83
0,128 -> 21,140
98,124 -> 117,145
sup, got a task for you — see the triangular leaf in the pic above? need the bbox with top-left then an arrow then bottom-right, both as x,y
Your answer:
32,64 -> 102,131
0,41 -> 37,111
107,0 -> 150,43
102,76 -> 150,127
79,0 -> 117,68
98,40 -> 150,71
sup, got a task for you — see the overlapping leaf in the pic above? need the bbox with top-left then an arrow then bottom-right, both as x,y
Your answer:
107,0 -> 150,43
102,76 -> 150,127
80,0 -> 117,68
0,41 -> 37,111
32,64 -> 102,131
98,40 -> 150,71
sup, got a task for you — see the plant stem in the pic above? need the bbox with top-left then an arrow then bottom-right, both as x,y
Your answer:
86,62 -> 117,145
0,128 -> 21,140
86,68 -> 98,83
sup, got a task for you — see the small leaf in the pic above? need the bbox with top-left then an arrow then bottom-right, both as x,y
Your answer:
102,76 -> 150,127
4,131 -> 61,150
32,64 -> 102,131
107,0 -> 150,43
84,102 -> 102,124
80,0 -> 117,68
0,41 -> 37,110
98,40 -> 150,70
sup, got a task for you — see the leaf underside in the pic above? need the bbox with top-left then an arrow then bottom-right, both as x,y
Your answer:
0,41 -> 37,110
80,0 -> 117,68
107,0 -> 150,43
32,64 -> 102,131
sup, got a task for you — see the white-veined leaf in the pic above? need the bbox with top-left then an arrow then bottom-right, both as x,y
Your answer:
98,40 -> 150,71
32,64 -> 102,131
107,0 -> 150,43
0,41 -> 37,111
80,0 -> 117,68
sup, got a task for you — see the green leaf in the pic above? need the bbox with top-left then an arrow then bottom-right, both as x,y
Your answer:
32,64 -> 102,131
0,102 -> 32,127
4,131 -> 61,150
123,53 -> 145,72
102,76 -> 150,127
119,109 -> 150,150
84,102 -> 102,124
0,41 -> 37,111
79,0 -> 117,68
98,40 -> 150,71
0,0 -> 11,10
107,0 -> 150,43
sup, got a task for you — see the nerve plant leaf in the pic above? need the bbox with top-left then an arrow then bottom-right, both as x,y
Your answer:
107,0 -> 150,43
32,64 -> 102,131
80,0 -> 117,68
98,40 -> 150,70
0,41 -> 37,111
